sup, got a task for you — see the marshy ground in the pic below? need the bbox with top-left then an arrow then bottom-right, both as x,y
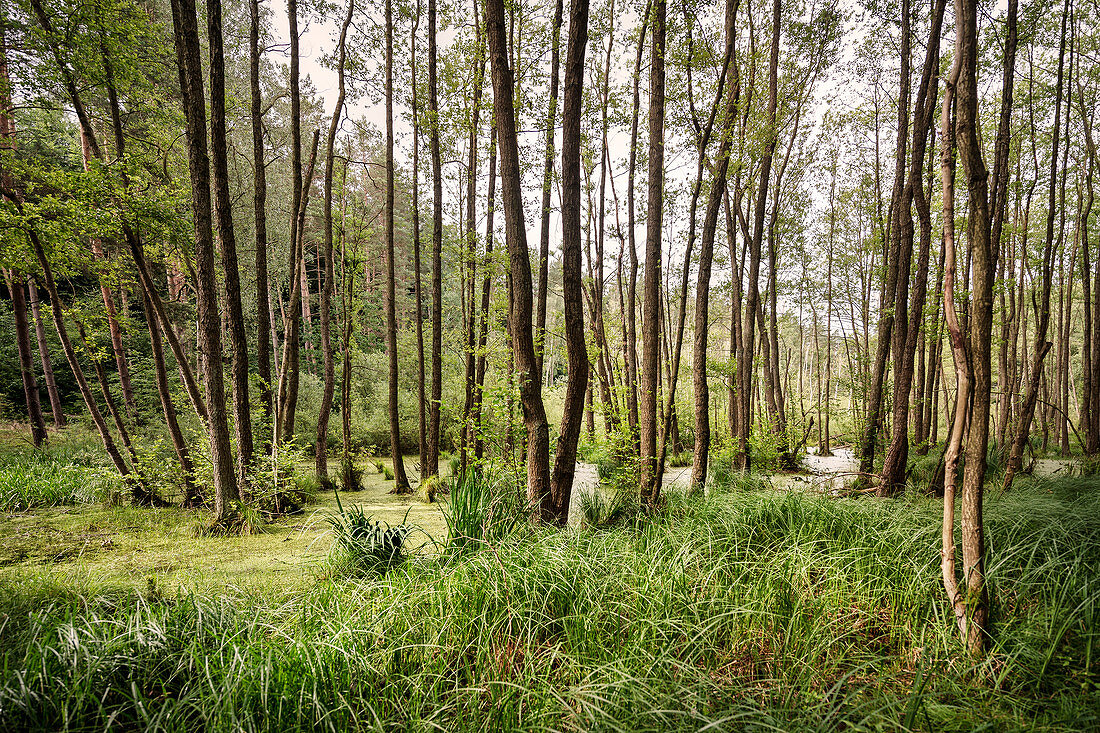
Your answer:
1,431 -> 1099,731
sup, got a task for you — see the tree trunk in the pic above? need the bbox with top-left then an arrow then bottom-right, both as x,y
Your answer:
879,0 -> 946,495
410,4 -> 428,475
639,0 -> 667,509
1004,0 -> 1065,490
208,0 -> 254,485
384,0 -> 411,492
549,0 -> 591,525
623,2 -> 649,449
250,0 -> 274,439
278,0 -> 304,445
27,280 -> 64,427
169,0 -> 239,518
6,272 -> 48,446
737,0 -> 780,473
317,0 -> 354,483
535,0 -> 564,375
692,0 -> 741,493
427,0 -> 444,480
486,0 -> 552,516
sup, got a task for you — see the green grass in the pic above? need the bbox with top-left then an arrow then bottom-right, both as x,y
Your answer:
1,473 -> 1098,731
0,453 -> 112,511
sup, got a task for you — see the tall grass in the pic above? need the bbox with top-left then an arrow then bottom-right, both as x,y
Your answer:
0,454 -> 110,511
1,476 -> 1098,731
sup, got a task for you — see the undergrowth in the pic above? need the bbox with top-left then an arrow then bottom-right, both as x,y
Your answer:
1,476 -> 1098,731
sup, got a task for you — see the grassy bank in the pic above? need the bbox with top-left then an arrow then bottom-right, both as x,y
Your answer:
2,465 -> 1099,731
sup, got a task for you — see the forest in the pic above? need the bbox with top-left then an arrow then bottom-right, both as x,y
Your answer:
1,0 -> 1099,728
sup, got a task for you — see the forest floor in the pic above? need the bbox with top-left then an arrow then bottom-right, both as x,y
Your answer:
2,427 -> 1098,731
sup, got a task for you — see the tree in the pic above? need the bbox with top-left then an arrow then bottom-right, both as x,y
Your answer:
384,0 -> 411,492
168,0 -> 239,518
638,0 -> 665,509
549,0 -> 591,525
485,0 -> 551,516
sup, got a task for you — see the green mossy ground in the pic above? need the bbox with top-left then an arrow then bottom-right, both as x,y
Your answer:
1,427 -> 1099,731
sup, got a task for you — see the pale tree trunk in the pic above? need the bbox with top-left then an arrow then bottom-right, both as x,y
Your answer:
486,0 -> 552,516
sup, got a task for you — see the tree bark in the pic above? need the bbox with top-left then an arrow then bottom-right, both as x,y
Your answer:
27,280 -> 65,427
317,0 -> 354,482
169,0 -> 239,518
6,272 -> 48,446
639,0 -> 667,509
1004,0 -> 1065,490
426,0 -> 444,480
486,0 -> 552,517
384,0 -> 411,492
548,0 -> 591,525
250,0 -> 274,438
208,0 -> 254,484
535,0 -> 564,375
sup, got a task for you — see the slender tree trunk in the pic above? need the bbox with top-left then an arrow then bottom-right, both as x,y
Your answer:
278,0 -> 304,444
737,0 -> 780,473
427,0 -> 444,479
474,134 -> 497,461
27,280 -> 64,426
317,0 -> 354,483
952,0 -> 995,654
880,0 -> 946,494
411,2 -> 428,475
486,0 -> 552,515
250,0 -> 274,437
141,286 -> 201,505
623,3 -> 649,449
535,0 -> 564,374
384,0 -> 411,492
6,272 -> 48,446
208,0 -> 253,484
692,0 -> 741,493
460,6 -> 486,474
1004,0 -> 1066,490
548,0 -> 591,525
639,0 -> 667,509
